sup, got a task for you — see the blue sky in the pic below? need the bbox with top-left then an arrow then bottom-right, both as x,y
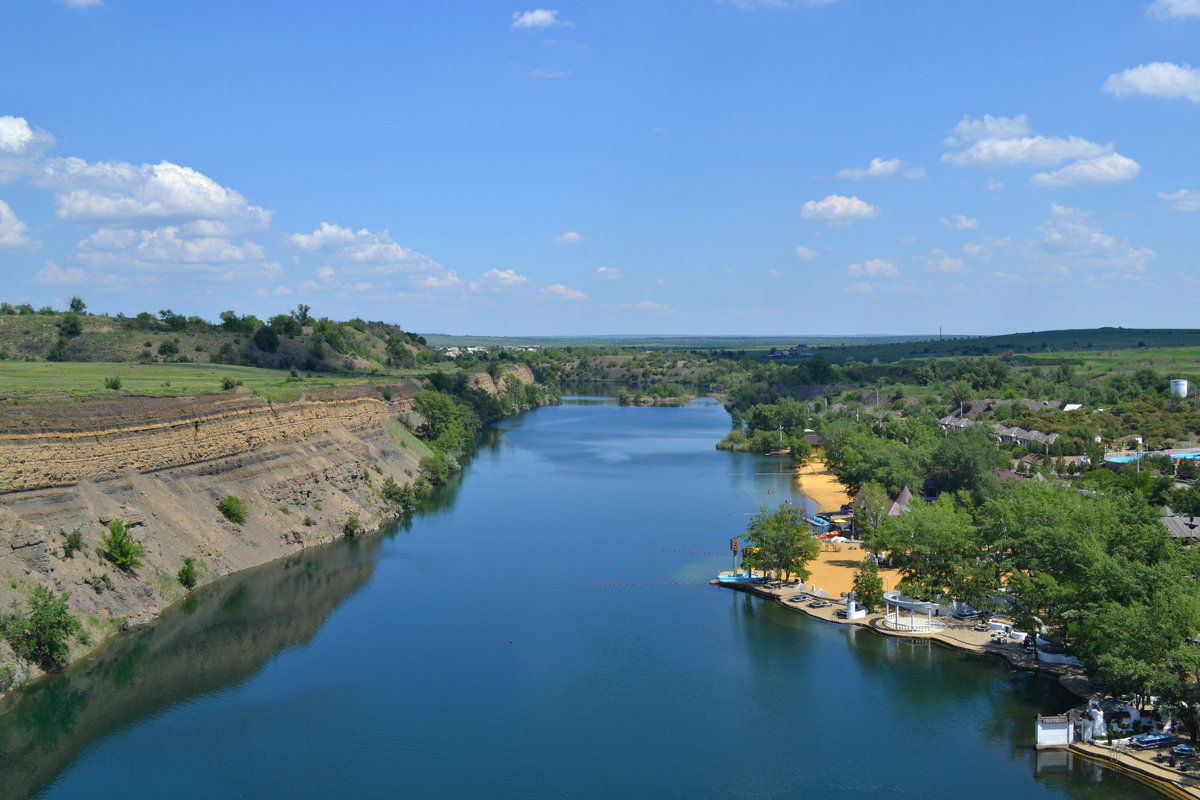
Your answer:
1,0 -> 1198,336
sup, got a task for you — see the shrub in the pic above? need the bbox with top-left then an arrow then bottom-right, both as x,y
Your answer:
303,515 -> 315,527
221,376 -> 236,390
420,453 -> 450,486
61,527 -> 85,559
101,519 -> 145,571
104,376 -> 121,390
177,557 -> 198,589
0,586 -> 83,671
217,495 -> 248,525
58,312 -> 83,337
343,515 -> 360,537
157,339 -> 179,356
377,384 -> 393,401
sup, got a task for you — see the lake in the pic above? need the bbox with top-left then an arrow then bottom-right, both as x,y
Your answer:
0,397 -> 1158,799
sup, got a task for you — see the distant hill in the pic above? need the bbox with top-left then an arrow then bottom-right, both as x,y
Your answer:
0,305 -> 432,374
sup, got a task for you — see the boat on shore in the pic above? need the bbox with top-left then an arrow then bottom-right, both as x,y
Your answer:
716,571 -> 764,583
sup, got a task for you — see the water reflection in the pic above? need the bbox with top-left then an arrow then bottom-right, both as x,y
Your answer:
0,544 -> 375,799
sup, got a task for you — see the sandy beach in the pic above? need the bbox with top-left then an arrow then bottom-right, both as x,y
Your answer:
794,459 -> 851,513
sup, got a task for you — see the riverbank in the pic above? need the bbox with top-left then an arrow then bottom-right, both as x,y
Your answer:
793,459 -> 850,513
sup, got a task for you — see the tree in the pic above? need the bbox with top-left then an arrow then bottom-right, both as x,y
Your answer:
412,390 -> 477,452
58,312 -> 83,337
742,503 -> 821,583
178,557 -> 199,589
68,296 -> 86,314
852,560 -> 885,611
1,586 -> 83,671
853,481 -> 888,546
927,423 -> 1004,502
101,519 -> 145,571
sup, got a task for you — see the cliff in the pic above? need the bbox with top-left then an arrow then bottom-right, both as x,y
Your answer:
0,365 -> 538,690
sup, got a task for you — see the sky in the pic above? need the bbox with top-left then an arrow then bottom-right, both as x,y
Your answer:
1,0 -> 1198,337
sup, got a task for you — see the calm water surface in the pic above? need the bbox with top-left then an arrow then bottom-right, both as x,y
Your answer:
0,398 -> 1158,799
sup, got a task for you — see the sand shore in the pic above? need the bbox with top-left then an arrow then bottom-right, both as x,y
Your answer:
794,459 -> 851,513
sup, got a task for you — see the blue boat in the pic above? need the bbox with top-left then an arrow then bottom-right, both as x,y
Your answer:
806,515 -> 831,528
717,572 -> 763,583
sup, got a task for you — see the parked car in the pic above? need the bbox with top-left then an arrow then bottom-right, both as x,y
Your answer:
1171,743 -> 1195,758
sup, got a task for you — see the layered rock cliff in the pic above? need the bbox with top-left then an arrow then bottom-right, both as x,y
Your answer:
0,365 -> 538,690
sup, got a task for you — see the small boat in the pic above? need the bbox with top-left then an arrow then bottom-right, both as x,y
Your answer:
806,515 -> 831,528
717,571 -> 763,583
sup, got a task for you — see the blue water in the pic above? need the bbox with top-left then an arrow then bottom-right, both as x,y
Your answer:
0,398 -> 1156,799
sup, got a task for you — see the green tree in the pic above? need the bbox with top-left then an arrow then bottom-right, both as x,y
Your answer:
58,312 -> 83,337
100,519 -> 144,571
217,495 -> 248,524
742,503 -> 821,583
1,586 -> 83,671
178,557 -> 199,589
852,559 -> 885,611
852,481 -> 888,546
420,453 -> 450,486
412,390 -> 477,452
68,296 -> 86,313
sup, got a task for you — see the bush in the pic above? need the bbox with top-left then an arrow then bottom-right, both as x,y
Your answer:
0,586 -> 83,671
58,312 -> 83,337
157,339 -> 179,356
303,515 -> 315,526
217,495 -> 248,524
61,527 -> 85,559
101,519 -> 144,571
104,376 -> 121,390
343,515 -> 360,537
177,557 -> 198,589
420,453 -> 450,486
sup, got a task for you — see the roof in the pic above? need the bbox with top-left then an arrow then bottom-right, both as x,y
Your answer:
886,486 -> 914,516
1162,506 -> 1200,539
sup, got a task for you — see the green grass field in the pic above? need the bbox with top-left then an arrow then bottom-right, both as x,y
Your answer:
0,361 -> 426,402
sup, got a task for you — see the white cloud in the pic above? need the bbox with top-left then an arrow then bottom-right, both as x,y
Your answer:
847,259 -> 897,278
835,158 -> 925,181
899,234 -> 917,244
530,69 -> 571,79
36,158 -> 272,231
847,281 -> 875,294
511,9 -> 570,29
795,245 -> 820,260
593,266 -> 623,280
1103,62 -> 1200,103
944,114 -> 1031,147
1029,153 -> 1141,187
986,178 -> 1005,191
419,272 -> 462,290
768,268 -> 783,278
0,116 -> 55,183
1159,189 -> 1200,211
1148,0 -> 1200,19
255,285 -> 293,298
836,157 -> 900,179
542,283 -> 587,300
30,260 -> 123,287
469,268 -> 531,293
940,214 -> 979,230
1037,204 -> 1154,279
942,134 -> 1109,168
553,231 -> 588,243
317,265 -> 335,281
288,221 -> 358,251
0,200 -> 33,248
922,248 -> 969,273
76,226 -> 266,265
621,300 -> 673,312
800,194 -> 879,223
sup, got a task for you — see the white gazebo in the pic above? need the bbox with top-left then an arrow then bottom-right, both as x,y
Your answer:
881,590 -> 947,633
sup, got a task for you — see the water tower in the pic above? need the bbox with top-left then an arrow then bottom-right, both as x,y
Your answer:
1171,379 -> 1188,399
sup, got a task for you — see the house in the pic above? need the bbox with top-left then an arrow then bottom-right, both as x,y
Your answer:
886,486 -> 914,516
1161,506 -> 1200,541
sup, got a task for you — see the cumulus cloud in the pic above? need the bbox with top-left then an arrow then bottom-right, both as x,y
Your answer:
944,114 -> 1031,147
285,222 -> 444,277
30,260 -> 123,287
835,157 -> 925,180
1159,189 -> 1200,211
77,226 -> 266,265
847,259 -> 897,278
511,9 -> 570,29
1037,204 -> 1154,279
942,134 -> 1109,168
0,200 -> 34,248
795,245 -> 820,260
593,266 -> 622,280
1103,62 -> 1200,103
940,214 -> 979,230
0,116 -> 55,182
35,158 -> 272,231
942,114 -> 1139,189
1148,0 -> 1200,19
419,272 -> 462,290
922,248 -> 969,273
621,300 -> 673,312
1030,153 -> 1141,187
469,268 -> 531,293
541,283 -> 587,300
553,231 -> 588,243
800,194 -> 879,223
